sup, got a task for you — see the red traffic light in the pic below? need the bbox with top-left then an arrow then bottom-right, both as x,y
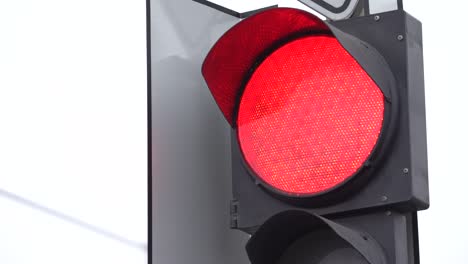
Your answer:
200,5 -> 428,264
203,8 -> 392,198
237,35 -> 385,196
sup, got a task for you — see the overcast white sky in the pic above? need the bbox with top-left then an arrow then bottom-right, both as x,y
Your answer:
0,0 -> 467,263
0,0 -> 147,263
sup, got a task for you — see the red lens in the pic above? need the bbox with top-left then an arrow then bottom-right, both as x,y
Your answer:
237,35 -> 385,196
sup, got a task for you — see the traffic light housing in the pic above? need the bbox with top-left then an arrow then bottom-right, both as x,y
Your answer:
201,7 -> 427,264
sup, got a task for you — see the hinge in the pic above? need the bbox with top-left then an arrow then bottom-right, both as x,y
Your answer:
230,199 -> 239,229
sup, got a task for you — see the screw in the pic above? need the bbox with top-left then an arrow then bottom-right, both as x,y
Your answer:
374,15 -> 380,21
403,168 -> 409,174
397,35 -> 404,41
380,196 -> 388,202
385,211 -> 392,216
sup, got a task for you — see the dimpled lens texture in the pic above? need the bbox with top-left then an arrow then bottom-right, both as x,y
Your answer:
237,35 -> 385,196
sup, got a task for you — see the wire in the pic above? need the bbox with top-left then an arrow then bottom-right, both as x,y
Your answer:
0,188 -> 147,252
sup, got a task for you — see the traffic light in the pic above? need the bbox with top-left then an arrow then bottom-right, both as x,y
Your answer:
201,7 -> 428,264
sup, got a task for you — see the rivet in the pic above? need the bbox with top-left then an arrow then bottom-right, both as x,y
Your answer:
381,196 -> 388,202
397,35 -> 404,41
403,168 -> 409,174
374,15 -> 380,21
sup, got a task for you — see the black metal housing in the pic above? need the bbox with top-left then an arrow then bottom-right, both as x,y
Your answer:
245,210 -> 419,264
230,10 -> 428,232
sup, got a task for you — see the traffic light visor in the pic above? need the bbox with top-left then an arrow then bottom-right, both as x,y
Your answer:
202,8 -> 327,126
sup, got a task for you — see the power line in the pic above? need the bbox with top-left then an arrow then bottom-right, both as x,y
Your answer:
0,188 -> 147,252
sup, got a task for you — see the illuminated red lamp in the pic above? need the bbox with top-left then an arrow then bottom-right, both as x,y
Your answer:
202,8 -> 392,199
237,35 -> 385,196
